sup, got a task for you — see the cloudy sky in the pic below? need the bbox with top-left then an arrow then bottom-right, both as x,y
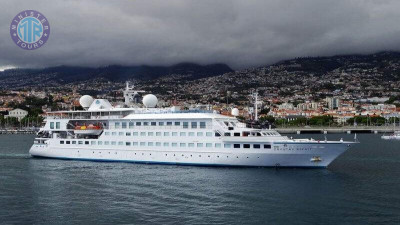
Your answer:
1,0 -> 400,70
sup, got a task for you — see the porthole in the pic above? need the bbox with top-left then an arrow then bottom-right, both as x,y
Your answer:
174,154 -> 176,156
165,154 -> 167,156
237,156 -> 239,158
208,155 -> 210,158
108,152 -> 110,154
217,156 -> 219,158
247,157 -> 249,158
142,153 -> 144,155
199,155 -> 201,157
93,151 -> 94,153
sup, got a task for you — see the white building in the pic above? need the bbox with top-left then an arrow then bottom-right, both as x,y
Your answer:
5,108 -> 28,121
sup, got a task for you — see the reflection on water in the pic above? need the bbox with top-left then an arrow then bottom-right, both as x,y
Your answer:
0,134 -> 399,224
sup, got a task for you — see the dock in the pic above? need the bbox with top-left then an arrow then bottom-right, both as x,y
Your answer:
0,129 -> 38,135
276,126 -> 397,134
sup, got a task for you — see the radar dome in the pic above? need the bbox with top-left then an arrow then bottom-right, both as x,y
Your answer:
231,108 -> 239,116
142,94 -> 158,108
79,95 -> 94,109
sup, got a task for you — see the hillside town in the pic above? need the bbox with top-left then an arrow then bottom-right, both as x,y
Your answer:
1,52 -> 400,128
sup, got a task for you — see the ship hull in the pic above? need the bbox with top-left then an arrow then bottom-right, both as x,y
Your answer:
29,142 -> 352,167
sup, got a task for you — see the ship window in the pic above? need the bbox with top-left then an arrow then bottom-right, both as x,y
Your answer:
140,142 -> 146,146
85,141 -> 89,145
167,122 -> 172,126
197,143 -> 203,147
115,122 -> 120,128
172,132 -> 178,136
188,143 -> 194,147
234,133 -> 240,136
158,122 -> 164,126
148,132 -> 154,136
91,141 -> 96,145
224,144 -> 231,148
254,144 -> 260,149
133,142 -> 138,146
122,122 -> 127,128
136,122 -> 141,126
56,122 -> 60,129
175,122 -> 180,126
206,143 -> 212,148
191,122 -> 197,128
140,132 -> 146,136
224,121 -> 229,126
224,133 -> 231,136
200,122 -> 206,128
164,132 -> 169,136
126,132 -> 131,136
148,142 -> 154,146
126,142 -> 131,146
105,141 -> 109,145
188,132 -> 194,137
50,122 -> 54,129
206,132 -> 212,137
180,132 -> 186,136
234,144 -> 241,148
180,143 -> 186,147
112,132 -> 116,136
60,141 -> 64,144
164,142 -> 169,147
133,132 -> 138,136
105,132 -> 110,136
78,141 -> 83,145
151,122 -> 157,126
244,144 -> 250,148
119,132 -> 124,136
264,144 -> 271,149
111,141 -> 116,145
129,122 -> 134,128
183,122 -> 188,128
98,141 -> 102,145
215,132 -> 221,137
72,141 -> 76,144
66,141 -> 70,144
172,143 -> 177,147
143,122 -> 149,126
215,143 -> 222,148
197,132 -> 203,136
156,142 -> 161,146
156,132 -> 161,136
118,141 -> 123,146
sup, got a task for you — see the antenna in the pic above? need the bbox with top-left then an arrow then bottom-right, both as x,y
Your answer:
251,90 -> 259,121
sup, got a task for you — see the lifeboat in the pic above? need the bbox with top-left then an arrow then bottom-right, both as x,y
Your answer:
74,123 -> 103,135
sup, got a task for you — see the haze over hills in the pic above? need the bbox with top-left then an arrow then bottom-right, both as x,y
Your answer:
1,51 -> 400,91
0,63 -> 233,89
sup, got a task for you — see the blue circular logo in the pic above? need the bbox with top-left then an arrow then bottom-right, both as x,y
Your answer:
10,10 -> 50,50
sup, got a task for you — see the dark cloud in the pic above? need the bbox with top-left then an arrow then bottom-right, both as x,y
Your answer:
1,0 -> 400,70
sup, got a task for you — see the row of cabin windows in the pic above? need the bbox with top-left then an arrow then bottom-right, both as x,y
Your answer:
114,121 -> 206,129
49,122 -> 61,129
59,140 -> 271,149
104,131 -> 215,137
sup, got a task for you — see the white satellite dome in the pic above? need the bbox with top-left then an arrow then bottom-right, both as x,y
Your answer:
142,94 -> 158,108
231,108 -> 239,116
79,95 -> 94,109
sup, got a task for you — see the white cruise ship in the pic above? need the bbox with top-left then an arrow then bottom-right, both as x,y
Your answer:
29,85 -> 356,167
